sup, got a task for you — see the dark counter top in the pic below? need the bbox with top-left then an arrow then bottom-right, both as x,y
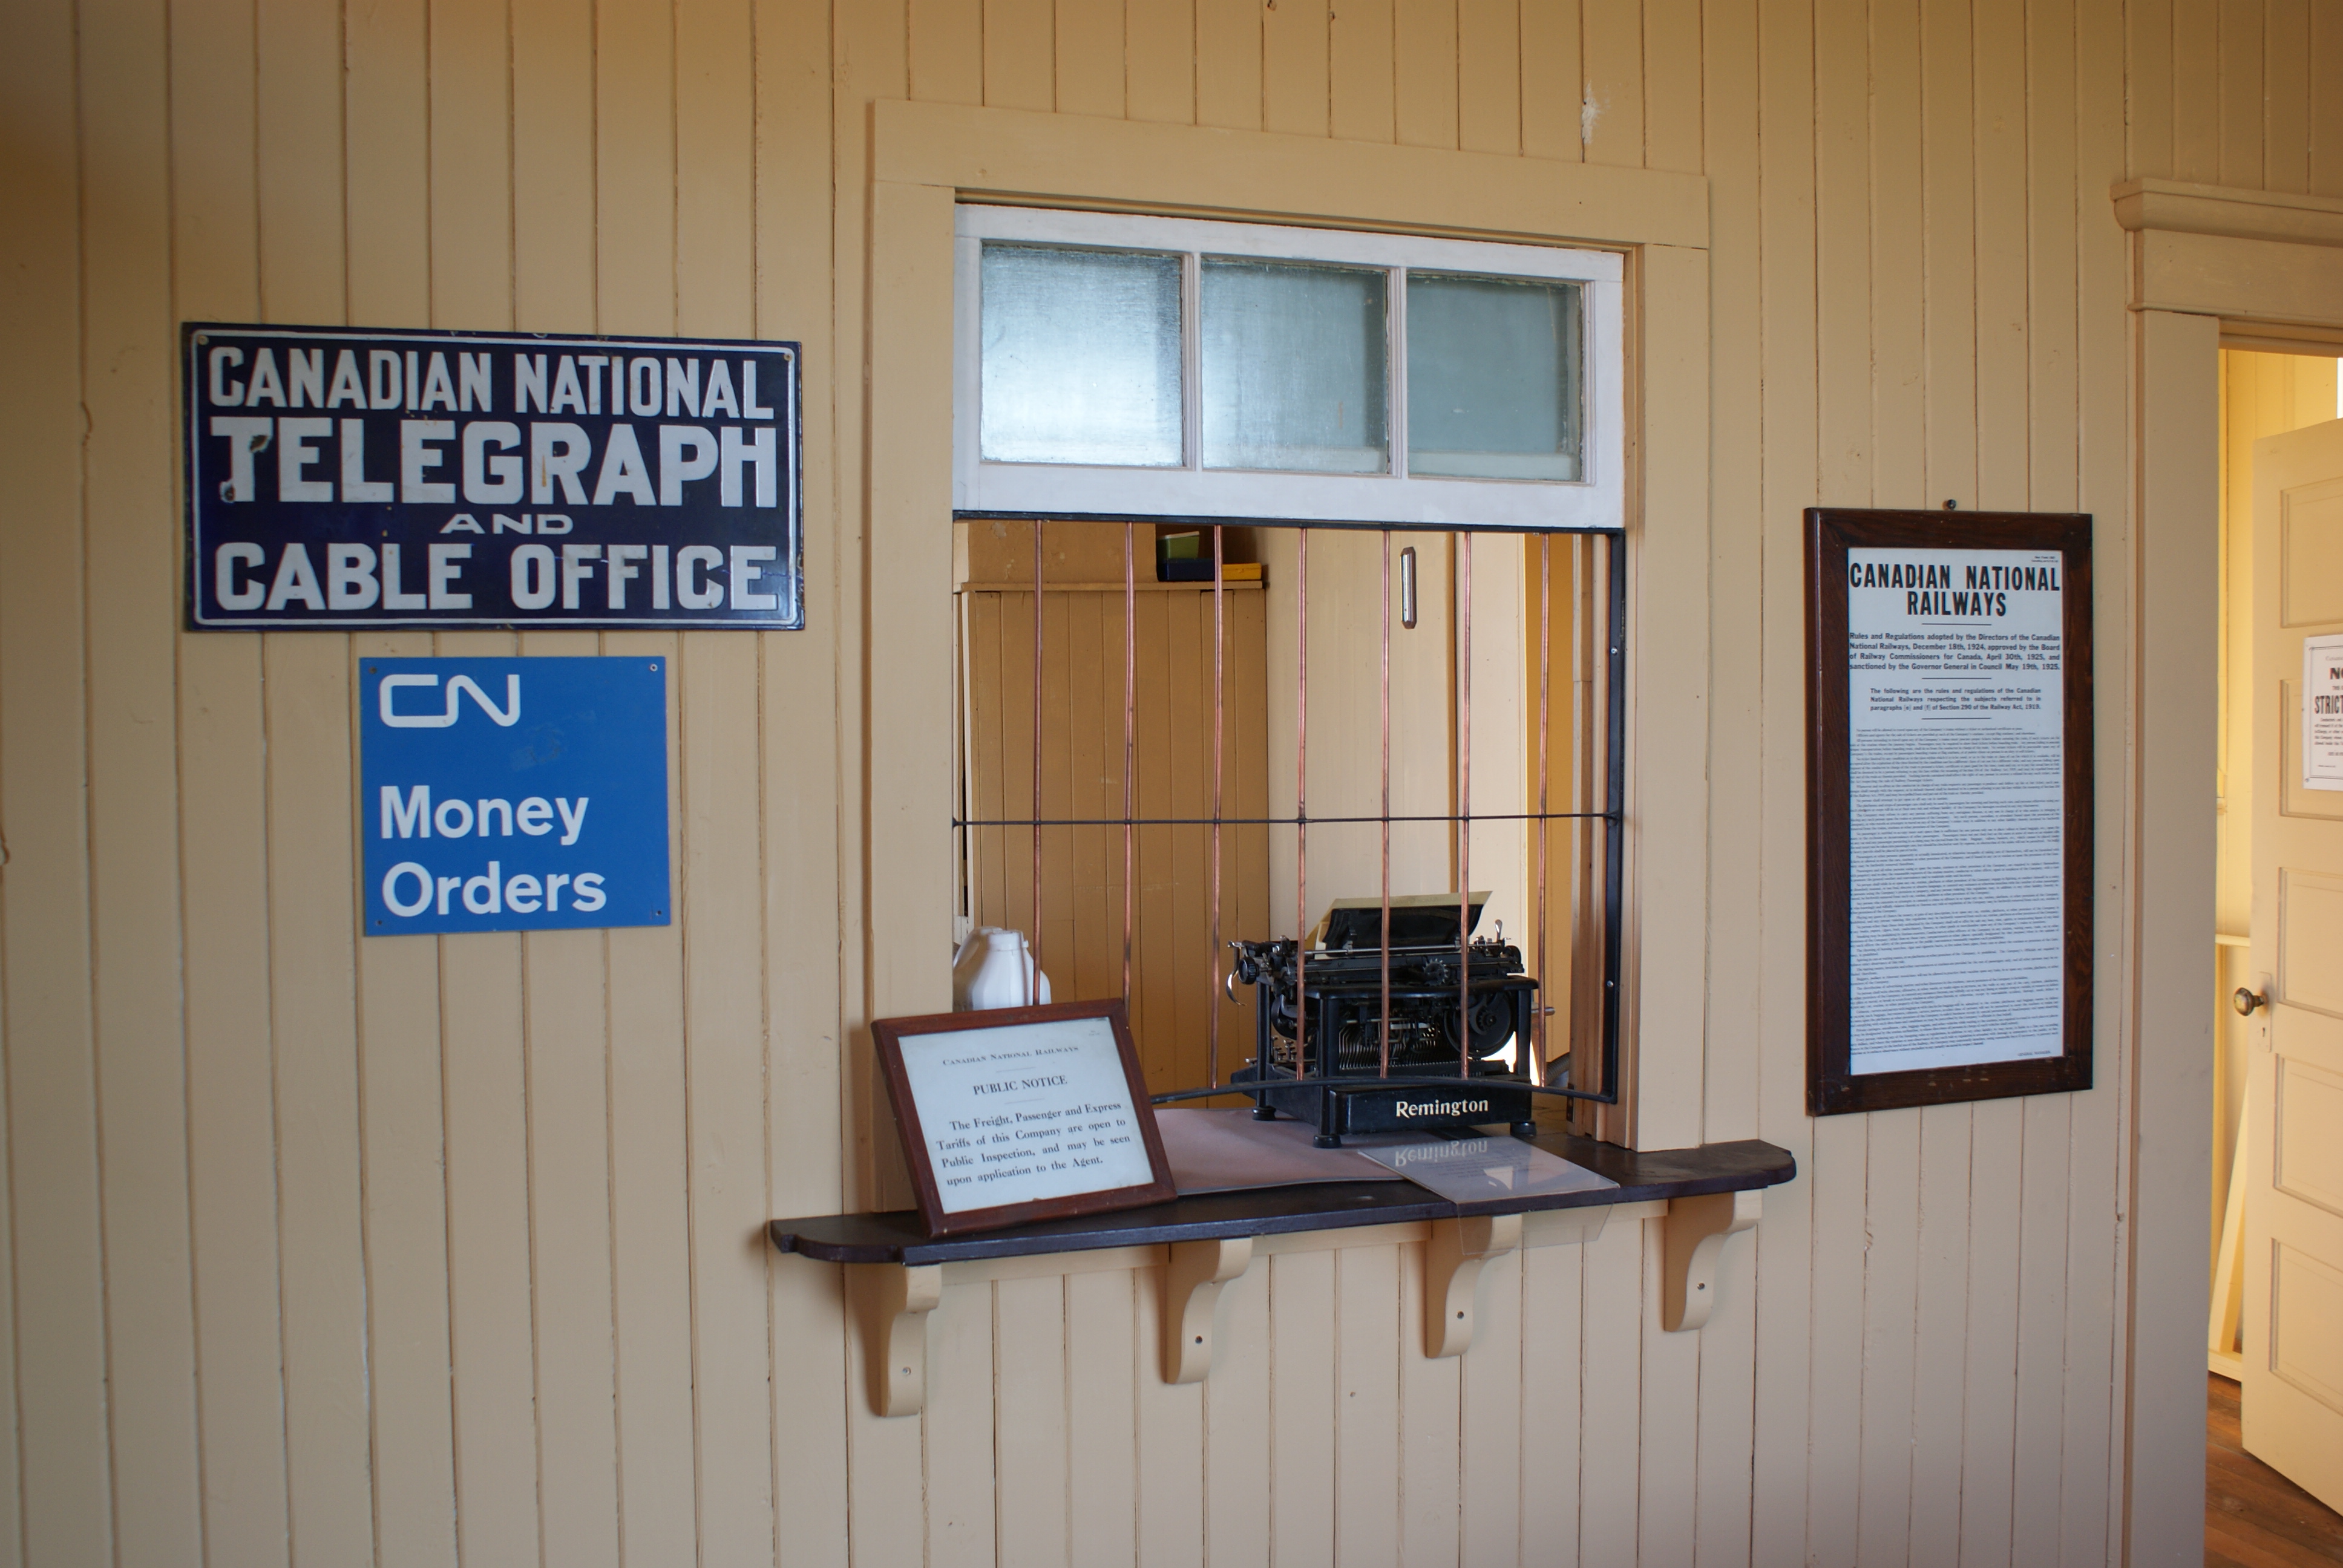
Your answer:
767,1131 -> 1795,1266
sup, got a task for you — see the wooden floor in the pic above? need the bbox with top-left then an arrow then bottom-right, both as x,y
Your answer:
2208,1374 -> 2343,1566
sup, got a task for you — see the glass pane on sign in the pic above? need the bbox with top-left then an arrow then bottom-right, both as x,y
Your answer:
1406,273 -> 1582,481
1201,259 -> 1388,474
981,244 -> 1184,467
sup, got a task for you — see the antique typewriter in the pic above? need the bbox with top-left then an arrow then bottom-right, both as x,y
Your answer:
1225,893 -> 1548,1147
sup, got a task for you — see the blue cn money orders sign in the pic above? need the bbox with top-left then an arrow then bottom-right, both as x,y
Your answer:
361,658 -> 670,936
183,323 -> 801,630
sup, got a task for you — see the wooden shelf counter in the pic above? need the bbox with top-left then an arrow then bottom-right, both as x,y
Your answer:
770,1132 -> 1796,1416
768,1130 -> 1793,1264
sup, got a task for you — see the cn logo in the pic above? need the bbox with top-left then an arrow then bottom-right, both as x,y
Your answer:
378,673 -> 520,728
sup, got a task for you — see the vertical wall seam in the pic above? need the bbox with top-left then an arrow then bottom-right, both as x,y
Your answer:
988,1277 -> 1002,1567
750,10 -> 785,1565
670,0 -> 681,333
522,921 -> 548,1568
328,0 -> 367,1546
676,629 -> 707,1568
349,0 -> 384,1557
2014,0 -> 2036,494
505,0 -> 520,324
434,915 -> 465,1557
2000,1102 -> 2029,1566
1125,1266 -> 1137,1568
589,0 -> 603,336
1637,0 -> 1648,163
7,658 -> 25,1568
1804,2 -> 1824,1551
422,0 -> 437,324
1966,0 -> 1982,504
1744,0 -> 1765,1546
350,683 -> 381,1568
1955,1098 -> 1979,1562
1515,0 -> 1526,156
1058,1275 -> 1071,1568
248,0 -> 264,319
159,0 -> 212,1555
260,648 -> 293,1568
67,0 -> 129,1560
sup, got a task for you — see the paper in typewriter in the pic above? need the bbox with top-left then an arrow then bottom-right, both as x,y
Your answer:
1354,1134 -> 1617,1203
1845,546 -> 2065,1074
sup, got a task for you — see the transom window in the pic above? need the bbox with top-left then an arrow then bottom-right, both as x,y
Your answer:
952,207 -> 1626,531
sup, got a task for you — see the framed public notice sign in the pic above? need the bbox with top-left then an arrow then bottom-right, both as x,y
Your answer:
872,1000 -> 1176,1236
1806,509 -> 2094,1116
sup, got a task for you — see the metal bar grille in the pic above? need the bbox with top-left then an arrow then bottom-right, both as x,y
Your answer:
1122,523 -> 1136,1004
1031,518 -> 1045,1003
1378,531 -> 1392,1077
1455,530 -> 1472,1080
1294,526 -> 1309,1051
1533,531 -> 1552,1085
952,514 -> 1623,1110
1210,523 -> 1225,1091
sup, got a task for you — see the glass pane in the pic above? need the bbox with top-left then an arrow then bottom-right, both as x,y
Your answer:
981,243 -> 1184,466
1201,258 -> 1388,474
1406,273 -> 1582,481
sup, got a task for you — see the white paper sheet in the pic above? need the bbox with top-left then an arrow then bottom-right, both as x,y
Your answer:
1845,546 -> 2065,1074
1154,1108 -> 1403,1194
900,1016 -> 1156,1214
2304,635 -> 2343,791
1353,1134 -> 1618,1203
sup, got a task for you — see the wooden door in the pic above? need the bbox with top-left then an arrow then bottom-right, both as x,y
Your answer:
2243,416 -> 2343,1512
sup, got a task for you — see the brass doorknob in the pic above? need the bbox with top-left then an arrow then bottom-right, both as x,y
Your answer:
2233,987 -> 2267,1016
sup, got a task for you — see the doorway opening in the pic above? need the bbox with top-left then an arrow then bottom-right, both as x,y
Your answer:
2204,346 -> 2343,1560
2209,348 -> 2338,1365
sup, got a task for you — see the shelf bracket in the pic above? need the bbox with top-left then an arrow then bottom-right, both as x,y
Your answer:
853,1262 -> 943,1417
1662,1189 -> 1761,1332
1162,1236 -> 1254,1384
1424,1213 -> 1524,1357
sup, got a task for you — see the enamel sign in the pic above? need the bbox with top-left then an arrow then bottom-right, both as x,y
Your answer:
183,324 -> 801,629
360,658 -> 670,936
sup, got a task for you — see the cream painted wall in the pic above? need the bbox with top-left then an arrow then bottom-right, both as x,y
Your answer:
2,2 -> 2336,1566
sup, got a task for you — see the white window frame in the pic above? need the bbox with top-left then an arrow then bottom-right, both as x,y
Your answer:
952,206 -> 1627,531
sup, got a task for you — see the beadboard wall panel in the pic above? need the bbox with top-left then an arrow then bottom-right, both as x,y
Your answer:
0,0 -> 2312,1563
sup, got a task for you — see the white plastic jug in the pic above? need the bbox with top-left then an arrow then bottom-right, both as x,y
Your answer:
951,927 -> 1053,1011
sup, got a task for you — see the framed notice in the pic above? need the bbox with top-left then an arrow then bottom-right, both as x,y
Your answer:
2302,634 -> 2343,791
873,1000 -> 1176,1236
182,322 -> 801,630
1806,508 -> 2093,1116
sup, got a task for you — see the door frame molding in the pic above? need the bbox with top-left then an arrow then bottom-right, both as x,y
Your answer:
2115,178 -> 2343,1567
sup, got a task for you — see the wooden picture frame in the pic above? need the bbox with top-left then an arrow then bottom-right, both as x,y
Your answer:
872,999 -> 1177,1236
1806,508 -> 2094,1116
